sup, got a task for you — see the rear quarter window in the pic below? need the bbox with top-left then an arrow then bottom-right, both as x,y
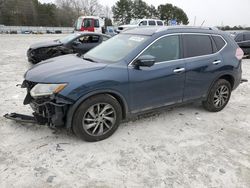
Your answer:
212,35 -> 226,51
183,34 -> 213,58
157,21 -> 163,26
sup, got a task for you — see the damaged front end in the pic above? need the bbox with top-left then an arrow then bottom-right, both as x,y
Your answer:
4,80 -> 73,127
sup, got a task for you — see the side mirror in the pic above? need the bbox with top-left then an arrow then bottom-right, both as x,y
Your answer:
134,55 -> 156,68
72,41 -> 81,46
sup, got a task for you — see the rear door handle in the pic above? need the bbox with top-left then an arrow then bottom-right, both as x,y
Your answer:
212,60 -> 221,65
173,68 -> 185,73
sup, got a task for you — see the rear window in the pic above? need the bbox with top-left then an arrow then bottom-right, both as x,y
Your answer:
148,21 -> 156,26
183,34 -> 213,58
244,33 -> 250,41
212,35 -> 226,51
157,21 -> 163,26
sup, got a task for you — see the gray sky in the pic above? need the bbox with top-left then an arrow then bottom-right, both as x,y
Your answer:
39,0 -> 250,27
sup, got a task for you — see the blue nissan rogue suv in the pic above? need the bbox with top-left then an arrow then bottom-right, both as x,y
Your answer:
5,26 -> 244,141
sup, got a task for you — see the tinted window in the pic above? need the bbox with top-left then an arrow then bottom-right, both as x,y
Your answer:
212,35 -> 226,51
157,21 -> 163,26
94,19 -> 99,27
235,34 -> 243,42
141,35 -> 180,62
148,21 -> 156,26
244,33 -> 250,41
183,35 -> 213,58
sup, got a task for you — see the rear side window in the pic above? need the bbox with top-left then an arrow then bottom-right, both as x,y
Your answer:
244,33 -> 250,41
212,35 -> 226,51
141,35 -> 180,62
148,21 -> 156,26
157,21 -> 163,26
183,34 -> 213,58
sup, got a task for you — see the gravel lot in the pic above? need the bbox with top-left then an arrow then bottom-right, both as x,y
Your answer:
0,34 -> 250,188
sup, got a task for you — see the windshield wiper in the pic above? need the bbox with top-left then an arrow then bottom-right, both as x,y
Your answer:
82,56 -> 97,63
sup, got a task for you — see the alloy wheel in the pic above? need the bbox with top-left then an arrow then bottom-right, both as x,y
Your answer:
82,103 -> 116,136
213,85 -> 229,108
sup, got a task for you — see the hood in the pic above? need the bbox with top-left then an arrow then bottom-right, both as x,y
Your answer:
118,24 -> 137,29
25,54 -> 107,83
29,40 -> 62,49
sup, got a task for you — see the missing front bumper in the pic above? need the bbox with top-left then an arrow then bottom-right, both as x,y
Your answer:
241,78 -> 248,83
4,113 -> 48,125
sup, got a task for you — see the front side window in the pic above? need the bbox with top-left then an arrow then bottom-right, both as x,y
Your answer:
139,21 -> 147,26
140,35 -> 180,63
183,34 -> 213,58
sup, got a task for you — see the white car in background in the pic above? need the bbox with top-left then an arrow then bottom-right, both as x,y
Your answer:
117,19 -> 164,33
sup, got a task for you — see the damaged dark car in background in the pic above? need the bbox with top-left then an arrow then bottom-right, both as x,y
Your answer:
27,32 -> 110,64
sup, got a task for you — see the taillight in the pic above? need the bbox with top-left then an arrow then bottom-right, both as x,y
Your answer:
235,48 -> 244,60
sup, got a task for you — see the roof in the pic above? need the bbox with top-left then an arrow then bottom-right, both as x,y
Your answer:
122,26 -> 222,36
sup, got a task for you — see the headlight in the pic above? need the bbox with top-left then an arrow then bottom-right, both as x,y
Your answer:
30,83 -> 67,97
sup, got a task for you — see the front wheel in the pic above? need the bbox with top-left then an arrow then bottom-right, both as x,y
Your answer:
72,94 -> 122,142
202,79 -> 232,112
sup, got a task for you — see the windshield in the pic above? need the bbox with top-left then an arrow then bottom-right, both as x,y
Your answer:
83,18 -> 92,28
84,34 -> 149,63
129,19 -> 141,25
59,33 -> 80,44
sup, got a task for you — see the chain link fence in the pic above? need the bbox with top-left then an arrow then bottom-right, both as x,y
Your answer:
0,26 -> 74,34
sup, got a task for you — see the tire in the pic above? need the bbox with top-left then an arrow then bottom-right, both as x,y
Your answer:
72,94 -> 122,142
202,79 -> 232,112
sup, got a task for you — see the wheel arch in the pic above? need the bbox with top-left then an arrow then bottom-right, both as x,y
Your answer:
205,73 -> 235,100
65,90 -> 129,128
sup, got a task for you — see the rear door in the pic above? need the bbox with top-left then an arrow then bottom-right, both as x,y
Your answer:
182,34 -> 225,101
128,35 -> 186,112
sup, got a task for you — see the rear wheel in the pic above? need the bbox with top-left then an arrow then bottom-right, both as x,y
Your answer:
72,94 -> 122,142
202,79 -> 231,112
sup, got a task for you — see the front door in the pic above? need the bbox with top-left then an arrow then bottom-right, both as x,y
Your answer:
128,35 -> 186,113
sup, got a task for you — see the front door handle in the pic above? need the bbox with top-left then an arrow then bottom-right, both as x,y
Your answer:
173,68 -> 185,73
212,60 -> 221,65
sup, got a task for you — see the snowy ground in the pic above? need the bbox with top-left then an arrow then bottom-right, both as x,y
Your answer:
0,34 -> 250,188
